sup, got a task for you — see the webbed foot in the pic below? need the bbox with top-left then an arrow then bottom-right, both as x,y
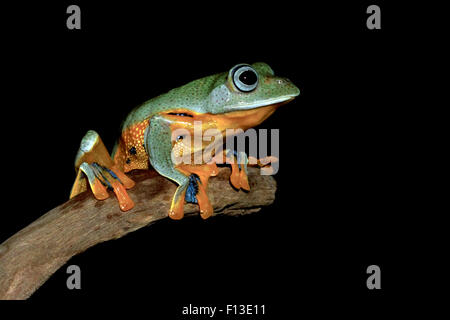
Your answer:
178,162 -> 217,219
220,150 -> 251,191
248,155 -> 279,175
70,130 -> 135,211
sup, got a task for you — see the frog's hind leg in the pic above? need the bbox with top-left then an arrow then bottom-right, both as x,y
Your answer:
70,130 -> 135,211
145,116 -> 191,219
146,115 -> 216,219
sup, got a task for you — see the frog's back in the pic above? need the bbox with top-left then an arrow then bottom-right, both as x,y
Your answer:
113,72 -> 225,172
121,71 -> 225,129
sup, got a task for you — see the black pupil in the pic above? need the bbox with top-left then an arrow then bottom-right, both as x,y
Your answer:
239,70 -> 257,86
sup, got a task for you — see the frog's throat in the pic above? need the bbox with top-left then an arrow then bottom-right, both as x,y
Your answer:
216,97 -> 296,130
165,98 -> 294,133
167,99 -> 294,162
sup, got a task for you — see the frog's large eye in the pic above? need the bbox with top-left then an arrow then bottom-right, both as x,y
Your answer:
231,65 -> 259,92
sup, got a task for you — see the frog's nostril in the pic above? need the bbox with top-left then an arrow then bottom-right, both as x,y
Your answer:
275,77 -> 291,85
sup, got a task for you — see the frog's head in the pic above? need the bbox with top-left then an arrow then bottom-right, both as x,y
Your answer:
205,62 -> 300,115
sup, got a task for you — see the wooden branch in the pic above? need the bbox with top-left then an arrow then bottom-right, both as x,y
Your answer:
0,167 -> 276,300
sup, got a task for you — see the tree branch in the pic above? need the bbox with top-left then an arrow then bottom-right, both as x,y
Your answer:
0,167 -> 276,300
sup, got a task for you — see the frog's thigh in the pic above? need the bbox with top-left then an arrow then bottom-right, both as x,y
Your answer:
146,115 -> 190,220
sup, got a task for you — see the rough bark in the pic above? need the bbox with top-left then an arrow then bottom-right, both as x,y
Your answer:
0,167 -> 276,300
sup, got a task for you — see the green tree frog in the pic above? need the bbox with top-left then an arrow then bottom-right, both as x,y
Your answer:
70,63 -> 299,219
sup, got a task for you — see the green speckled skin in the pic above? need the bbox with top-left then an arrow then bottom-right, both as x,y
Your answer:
121,62 -> 300,129
146,115 -> 190,204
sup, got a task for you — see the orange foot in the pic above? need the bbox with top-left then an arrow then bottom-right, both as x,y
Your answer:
248,155 -> 279,175
176,162 -> 218,219
215,150 -> 251,191
70,130 -> 135,211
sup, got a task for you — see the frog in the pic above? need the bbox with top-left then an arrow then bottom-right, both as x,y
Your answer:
69,62 -> 300,220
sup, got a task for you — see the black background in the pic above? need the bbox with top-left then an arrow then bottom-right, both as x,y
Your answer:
0,0 -> 427,317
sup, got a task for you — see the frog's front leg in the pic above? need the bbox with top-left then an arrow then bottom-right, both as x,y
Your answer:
213,149 -> 251,191
146,115 -> 215,220
247,155 -> 279,175
70,130 -> 136,211
213,150 -> 279,189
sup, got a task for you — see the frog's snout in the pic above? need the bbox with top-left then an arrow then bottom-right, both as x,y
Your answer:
273,76 -> 300,98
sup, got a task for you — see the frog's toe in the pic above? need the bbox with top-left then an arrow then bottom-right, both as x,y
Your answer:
79,162 -> 135,211
225,150 -> 251,191
229,163 -> 242,190
248,155 -> 279,167
78,163 -> 110,200
196,185 -> 213,219
208,161 -> 219,177
239,169 -> 250,191
199,202 -> 213,219
236,151 -> 251,191
110,178 -> 135,211
169,188 -> 187,220
248,155 -> 279,175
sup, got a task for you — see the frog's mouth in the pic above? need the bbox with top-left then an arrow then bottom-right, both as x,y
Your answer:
217,97 -> 296,131
222,94 -> 297,112
166,93 -> 297,118
165,95 -> 296,132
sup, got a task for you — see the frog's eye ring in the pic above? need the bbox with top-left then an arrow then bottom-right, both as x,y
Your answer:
231,65 -> 259,92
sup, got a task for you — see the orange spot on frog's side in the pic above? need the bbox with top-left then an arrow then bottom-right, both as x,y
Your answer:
114,120 -> 150,172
